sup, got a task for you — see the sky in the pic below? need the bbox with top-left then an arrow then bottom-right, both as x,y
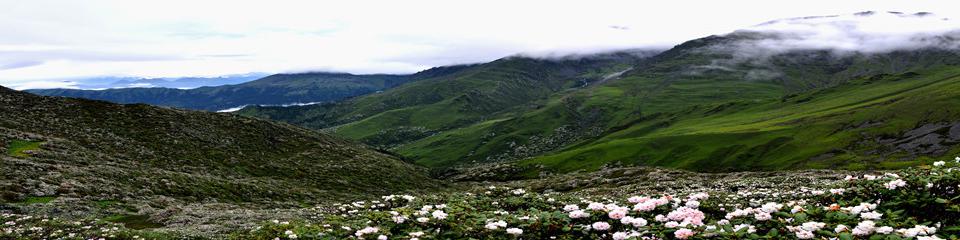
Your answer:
1,0 -> 958,89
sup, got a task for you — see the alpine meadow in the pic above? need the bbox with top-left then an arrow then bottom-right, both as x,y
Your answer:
3,2 -> 960,240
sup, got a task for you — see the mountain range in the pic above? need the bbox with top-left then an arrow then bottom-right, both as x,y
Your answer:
22,14 -> 960,177
238,31 -> 960,175
26,65 -> 471,111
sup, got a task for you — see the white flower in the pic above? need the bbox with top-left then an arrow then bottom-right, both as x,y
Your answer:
934,161 -> 946,167
860,211 -> 882,220
799,222 -> 826,232
431,210 -> 448,220
563,204 -> 579,212
416,217 -> 430,223
829,188 -> 845,195
685,200 -> 700,209
506,228 -> 523,235
852,221 -> 875,236
377,235 -> 388,240
835,224 -> 849,233
760,202 -> 783,213
791,205 -> 805,214
355,227 -> 379,238
612,231 -> 629,240
885,179 -> 907,190
485,220 -> 507,230
795,230 -> 814,239
754,212 -> 772,221
876,226 -> 894,234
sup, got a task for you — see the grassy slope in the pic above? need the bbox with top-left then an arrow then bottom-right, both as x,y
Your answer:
5,140 -> 42,157
240,53 -> 649,148
399,34 -> 960,171
0,87 -> 438,203
239,34 -> 960,174
523,67 -> 960,173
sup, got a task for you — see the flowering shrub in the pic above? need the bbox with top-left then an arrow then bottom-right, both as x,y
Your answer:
0,213 -> 177,239
236,159 -> 960,240
3,159 -> 959,239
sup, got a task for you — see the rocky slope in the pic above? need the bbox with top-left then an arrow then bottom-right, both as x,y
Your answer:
0,86 -> 439,204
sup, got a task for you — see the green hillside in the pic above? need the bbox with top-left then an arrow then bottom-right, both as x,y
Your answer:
399,34 -> 960,172
522,68 -> 960,174
239,33 -> 960,175
239,51 -> 656,147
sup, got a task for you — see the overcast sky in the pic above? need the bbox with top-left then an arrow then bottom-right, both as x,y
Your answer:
1,0 -> 957,89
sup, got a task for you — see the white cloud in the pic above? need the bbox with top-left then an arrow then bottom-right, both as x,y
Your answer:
1,0 -> 958,89
738,11 -> 960,53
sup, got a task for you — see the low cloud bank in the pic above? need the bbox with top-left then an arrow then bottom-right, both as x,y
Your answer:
688,11 -> 960,80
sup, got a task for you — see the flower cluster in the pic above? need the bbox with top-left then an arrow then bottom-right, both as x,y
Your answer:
236,158 -> 959,240
5,158 -> 959,239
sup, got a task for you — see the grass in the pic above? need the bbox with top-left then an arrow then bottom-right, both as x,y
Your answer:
399,66 -> 960,174
6,139 -> 42,157
520,68 -> 960,173
18,196 -> 57,204
104,215 -> 165,230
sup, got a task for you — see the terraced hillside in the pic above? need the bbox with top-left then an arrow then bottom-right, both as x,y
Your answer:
27,65 -> 471,111
0,86 -> 438,204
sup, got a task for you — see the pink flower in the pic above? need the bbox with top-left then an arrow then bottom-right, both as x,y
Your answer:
591,222 -> 611,231
608,209 -> 627,219
569,210 -> 590,219
666,207 -> 706,226
674,228 -> 695,239
587,202 -> 606,211
628,196 -> 647,203
633,202 -> 657,212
